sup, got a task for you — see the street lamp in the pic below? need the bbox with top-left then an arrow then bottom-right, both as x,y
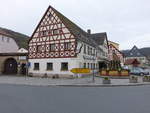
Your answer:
92,54 -> 95,82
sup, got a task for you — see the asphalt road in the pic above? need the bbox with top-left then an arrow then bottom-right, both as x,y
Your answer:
0,85 -> 150,113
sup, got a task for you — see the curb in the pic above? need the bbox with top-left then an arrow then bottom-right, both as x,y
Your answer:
55,83 -> 150,87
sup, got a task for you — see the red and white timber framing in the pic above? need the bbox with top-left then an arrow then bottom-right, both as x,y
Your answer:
108,44 -> 124,65
29,7 -> 76,59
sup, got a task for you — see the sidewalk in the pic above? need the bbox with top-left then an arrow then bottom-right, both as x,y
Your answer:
0,76 -> 150,87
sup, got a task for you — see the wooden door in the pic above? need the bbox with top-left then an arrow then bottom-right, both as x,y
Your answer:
4,58 -> 17,74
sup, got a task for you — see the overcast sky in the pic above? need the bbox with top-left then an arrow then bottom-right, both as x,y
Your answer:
0,0 -> 150,50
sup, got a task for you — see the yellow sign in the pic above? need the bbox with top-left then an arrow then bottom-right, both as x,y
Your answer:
70,68 -> 91,74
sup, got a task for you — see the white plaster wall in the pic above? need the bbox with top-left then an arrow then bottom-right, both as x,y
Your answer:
28,58 -> 78,76
18,48 -> 28,53
0,35 -> 19,53
76,41 -> 99,69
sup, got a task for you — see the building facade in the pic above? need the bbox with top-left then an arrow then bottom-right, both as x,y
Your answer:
108,42 -> 124,66
0,33 -> 19,53
124,46 -> 149,67
0,27 -> 28,75
28,6 -> 109,77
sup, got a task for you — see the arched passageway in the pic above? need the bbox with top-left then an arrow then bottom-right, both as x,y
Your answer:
3,58 -> 18,74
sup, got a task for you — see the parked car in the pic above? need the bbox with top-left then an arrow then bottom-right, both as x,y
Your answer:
130,67 -> 149,76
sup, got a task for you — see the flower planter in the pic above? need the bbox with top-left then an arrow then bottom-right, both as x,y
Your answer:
143,76 -> 150,82
103,77 -> 111,84
129,76 -> 138,83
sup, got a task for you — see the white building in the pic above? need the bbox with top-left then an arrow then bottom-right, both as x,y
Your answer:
28,6 -> 109,78
123,46 -> 149,66
0,33 -> 19,53
0,27 -> 28,75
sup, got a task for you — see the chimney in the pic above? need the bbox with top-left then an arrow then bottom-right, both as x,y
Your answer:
87,29 -> 91,34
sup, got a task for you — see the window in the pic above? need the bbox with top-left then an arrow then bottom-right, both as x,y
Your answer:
93,49 -> 96,56
87,46 -> 90,55
41,31 -> 47,36
59,29 -> 63,34
47,63 -> 53,70
53,29 -> 58,35
48,30 -> 52,35
87,63 -> 90,69
83,63 -> 86,68
89,47 -> 92,55
137,53 -> 140,55
93,63 -> 95,69
84,45 -> 86,54
34,63 -> 39,70
91,63 -> 93,69
64,42 -> 71,50
49,44 -> 55,51
48,14 -> 52,18
61,62 -> 68,71
37,45 -> 42,52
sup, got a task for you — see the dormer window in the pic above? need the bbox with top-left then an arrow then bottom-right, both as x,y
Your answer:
137,53 -> 140,55
130,53 -> 133,55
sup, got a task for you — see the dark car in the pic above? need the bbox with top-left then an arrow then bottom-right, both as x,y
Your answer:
130,67 -> 149,76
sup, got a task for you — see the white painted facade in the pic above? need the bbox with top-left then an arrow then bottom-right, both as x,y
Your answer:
28,6 -> 109,77
28,41 -> 100,77
0,34 -> 19,53
18,48 -> 28,53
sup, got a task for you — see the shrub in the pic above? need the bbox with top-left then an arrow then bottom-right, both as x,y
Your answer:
104,77 -> 110,80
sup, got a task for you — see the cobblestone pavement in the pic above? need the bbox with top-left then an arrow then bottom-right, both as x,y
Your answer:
0,75 -> 149,87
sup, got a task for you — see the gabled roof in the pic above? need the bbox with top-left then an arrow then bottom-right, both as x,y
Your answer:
140,47 -> 150,57
30,5 -> 108,49
50,6 -> 101,48
124,45 -> 145,57
109,43 -> 124,56
122,47 -> 150,57
90,32 -> 107,45
0,27 -> 29,49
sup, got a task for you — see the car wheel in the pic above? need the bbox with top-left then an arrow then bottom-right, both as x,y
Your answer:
140,73 -> 144,76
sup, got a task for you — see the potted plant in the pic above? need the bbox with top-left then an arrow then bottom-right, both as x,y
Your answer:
103,77 -> 111,84
129,76 -> 138,83
143,76 -> 150,82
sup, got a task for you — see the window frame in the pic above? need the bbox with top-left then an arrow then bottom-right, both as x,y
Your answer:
46,62 -> 53,71
34,63 -> 39,70
49,44 -> 55,52
37,45 -> 43,53
64,42 -> 71,50
61,62 -> 68,71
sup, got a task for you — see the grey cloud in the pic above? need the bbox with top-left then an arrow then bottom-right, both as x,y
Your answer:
0,0 -> 149,50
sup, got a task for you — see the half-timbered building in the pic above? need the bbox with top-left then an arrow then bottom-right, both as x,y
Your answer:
28,6 -> 109,77
108,41 -> 124,66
